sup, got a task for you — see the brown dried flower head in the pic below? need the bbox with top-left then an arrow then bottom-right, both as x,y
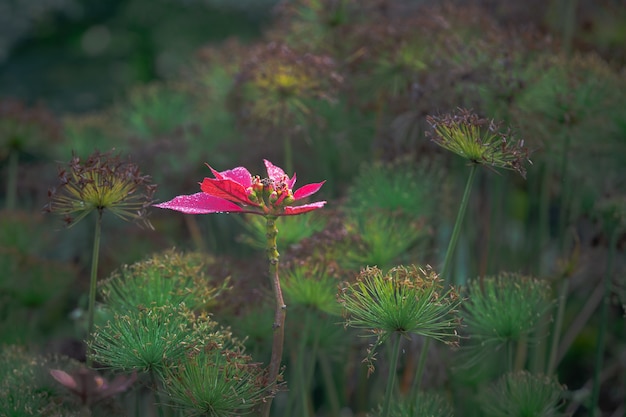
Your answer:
44,150 -> 156,228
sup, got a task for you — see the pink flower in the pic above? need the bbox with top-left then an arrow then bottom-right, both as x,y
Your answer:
155,160 -> 325,216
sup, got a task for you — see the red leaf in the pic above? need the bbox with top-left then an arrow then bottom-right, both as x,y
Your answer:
293,181 -> 325,200
154,193 -> 244,214
283,201 -> 326,215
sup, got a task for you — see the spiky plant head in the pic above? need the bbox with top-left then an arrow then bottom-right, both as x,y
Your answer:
44,150 -> 156,228
118,82 -> 196,138
479,371 -> 564,417
342,209 -> 428,272
344,158 -> 442,221
386,391 -> 454,417
282,263 -> 342,316
427,108 -> 531,178
338,265 -> 461,374
511,52 -> 626,193
88,303 -> 214,375
100,249 -> 230,313
231,42 -> 342,128
164,338 -> 269,417
462,273 -> 552,347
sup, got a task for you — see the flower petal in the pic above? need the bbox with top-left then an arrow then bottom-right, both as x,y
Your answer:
50,370 -> 78,390
208,165 -> 253,189
293,181 -> 326,200
154,193 -> 244,214
283,201 -> 326,215
288,172 -> 297,189
201,178 -> 256,205
264,159 -> 289,182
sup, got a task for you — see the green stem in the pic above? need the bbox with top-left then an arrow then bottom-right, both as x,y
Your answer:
285,310 -> 312,417
382,333 -> 402,417
441,164 -> 478,285
319,354 -> 341,417
557,133 -> 571,252
410,337 -> 430,399
261,215 -> 286,417
301,311 -> 320,417
86,210 -> 103,367
590,229 -> 618,415
150,370 -> 166,417
5,149 -> 18,210
547,279 -> 569,374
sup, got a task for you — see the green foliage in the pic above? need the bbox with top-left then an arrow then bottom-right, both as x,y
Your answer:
100,249 -> 229,312
119,83 -> 196,138
388,391 -> 454,417
342,160 -> 439,270
343,210 -> 427,272
0,345 -> 95,417
462,273 -> 552,346
0,345 -> 57,416
478,371 -> 564,417
89,303 -> 213,375
338,265 -> 461,373
282,264 -> 341,316
345,159 -> 441,219
164,337 -> 268,417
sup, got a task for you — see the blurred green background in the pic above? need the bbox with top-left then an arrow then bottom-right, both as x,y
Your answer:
0,0 -> 276,113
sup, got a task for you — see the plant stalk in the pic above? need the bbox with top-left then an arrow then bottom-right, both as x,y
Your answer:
261,215 -> 287,417
382,333 -> 402,417
441,164 -> 478,284
319,353 -> 341,417
410,337 -> 430,399
590,229 -> 618,415
150,370 -> 166,417
547,278 -> 569,374
86,210 -> 103,367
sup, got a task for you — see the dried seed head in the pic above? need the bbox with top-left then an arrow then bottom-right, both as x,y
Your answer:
427,108 -> 531,178
44,150 -> 156,228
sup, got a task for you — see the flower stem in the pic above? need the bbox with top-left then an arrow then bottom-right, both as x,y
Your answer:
547,279 -> 569,374
382,333 -> 402,417
319,353 -> 341,417
441,164 -> 478,285
150,370 -> 166,417
86,210 -> 103,367
590,228 -> 618,415
410,337 -> 430,399
261,215 -> 286,417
